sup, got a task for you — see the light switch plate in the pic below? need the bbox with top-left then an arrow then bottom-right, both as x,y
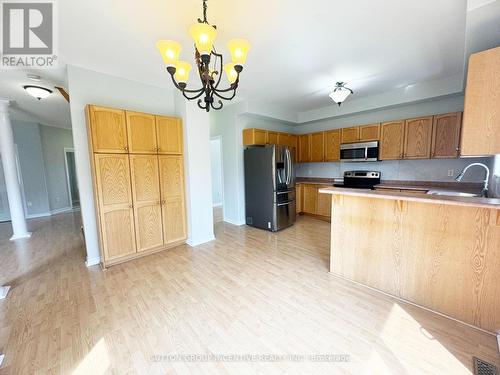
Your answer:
447,169 -> 454,177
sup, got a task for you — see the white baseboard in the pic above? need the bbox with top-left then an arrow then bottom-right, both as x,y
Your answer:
50,206 -> 73,215
85,256 -> 101,267
223,218 -> 246,226
10,232 -> 32,241
187,235 -> 216,247
26,212 -> 51,219
0,286 -> 11,299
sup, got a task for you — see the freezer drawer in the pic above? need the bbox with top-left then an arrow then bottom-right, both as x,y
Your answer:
273,200 -> 296,231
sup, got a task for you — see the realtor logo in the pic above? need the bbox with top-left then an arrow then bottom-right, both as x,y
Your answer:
1,0 -> 57,68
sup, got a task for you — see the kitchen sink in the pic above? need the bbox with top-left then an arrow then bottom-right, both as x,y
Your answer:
426,190 -> 479,198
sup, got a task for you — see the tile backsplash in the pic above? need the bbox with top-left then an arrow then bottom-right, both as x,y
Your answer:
296,157 -> 493,183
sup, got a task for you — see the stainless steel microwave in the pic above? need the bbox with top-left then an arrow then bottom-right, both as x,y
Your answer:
340,141 -> 379,162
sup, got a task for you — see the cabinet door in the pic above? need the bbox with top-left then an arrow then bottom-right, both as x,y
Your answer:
310,132 -> 325,162
129,155 -> 164,252
94,154 -> 136,260
288,135 -> 298,162
341,127 -> 359,143
126,111 -> 157,154
380,121 -> 405,160
242,128 -> 267,145
302,185 -> 317,214
277,132 -> 290,146
267,131 -> 278,145
296,184 -> 303,213
462,47 -> 500,156
298,134 -> 311,162
88,106 -> 128,153
359,124 -> 380,141
404,116 -> 433,159
159,155 -> 187,244
156,116 -> 183,154
316,189 -> 331,217
431,112 -> 462,158
324,130 -> 341,161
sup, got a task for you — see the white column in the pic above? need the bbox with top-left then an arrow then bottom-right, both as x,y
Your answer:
0,100 -> 31,240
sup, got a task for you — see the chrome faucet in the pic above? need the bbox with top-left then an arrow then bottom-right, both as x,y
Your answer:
455,163 -> 490,197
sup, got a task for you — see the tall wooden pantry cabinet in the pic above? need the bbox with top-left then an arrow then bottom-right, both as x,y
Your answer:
86,105 -> 187,267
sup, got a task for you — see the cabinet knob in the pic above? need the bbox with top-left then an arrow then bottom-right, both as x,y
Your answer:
129,204 -> 133,208
124,146 -> 129,151
162,200 -> 166,205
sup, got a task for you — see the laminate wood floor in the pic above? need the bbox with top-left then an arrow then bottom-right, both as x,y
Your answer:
0,213 -> 498,374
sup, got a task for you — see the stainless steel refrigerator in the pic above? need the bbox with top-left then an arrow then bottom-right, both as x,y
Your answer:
244,145 -> 296,232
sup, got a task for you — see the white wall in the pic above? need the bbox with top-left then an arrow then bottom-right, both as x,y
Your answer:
67,65 -> 176,266
174,94 -> 214,246
210,138 -> 223,206
209,106 -> 295,225
40,125 -> 75,212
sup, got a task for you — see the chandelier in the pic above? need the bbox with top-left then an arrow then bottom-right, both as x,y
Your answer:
329,82 -> 353,106
156,0 -> 250,112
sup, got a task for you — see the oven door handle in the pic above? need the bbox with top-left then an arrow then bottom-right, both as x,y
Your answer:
277,201 -> 293,207
276,190 -> 293,195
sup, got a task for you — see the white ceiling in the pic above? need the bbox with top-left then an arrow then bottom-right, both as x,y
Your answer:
2,0 -> 499,126
58,0 -> 468,112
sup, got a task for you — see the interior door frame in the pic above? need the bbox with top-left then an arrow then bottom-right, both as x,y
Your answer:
210,136 -> 225,219
64,148 -> 78,209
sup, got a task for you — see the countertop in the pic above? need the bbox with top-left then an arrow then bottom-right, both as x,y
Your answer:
318,186 -> 500,209
296,177 -> 483,194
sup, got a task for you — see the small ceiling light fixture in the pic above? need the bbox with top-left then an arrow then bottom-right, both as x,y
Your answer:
23,85 -> 52,100
329,82 -> 353,106
27,74 -> 42,81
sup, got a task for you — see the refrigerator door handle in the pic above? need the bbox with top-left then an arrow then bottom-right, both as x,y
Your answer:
285,148 -> 291,185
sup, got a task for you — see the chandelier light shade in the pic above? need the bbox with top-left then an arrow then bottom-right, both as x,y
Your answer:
189,23 -> 218,56
227,39 -> 251,66
156,40 -> 182,67
224,63 -> 238,84
23,85 -> 52,100
157,0 -> 251,112
329,82 -> 354,106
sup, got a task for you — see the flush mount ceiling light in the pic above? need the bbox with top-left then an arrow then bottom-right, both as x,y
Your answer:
23,85 -> 52,100
156,0 -> 251,112
329,82 -> 353,106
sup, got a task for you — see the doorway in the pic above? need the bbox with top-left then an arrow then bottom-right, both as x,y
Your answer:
210,137 -> 224,224
64,148 -> 80,209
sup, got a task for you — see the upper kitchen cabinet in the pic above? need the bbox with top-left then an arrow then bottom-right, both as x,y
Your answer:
341,127 -> 359,143
359,124 -> 380,141
267,131 -> 279,145
404,116 -> 433,159
126,111 -> 158,154
288,135 -> 298,162
298,134 -> 311,162
87,105 -> 128,153
243,128 -> 267,145
431,112 -> 462,158
156,116 -> 183,154
461,47 -> 500,156
324,130 -> 341,161
277,132 -> 290,146
380,120 -> 405,160
310,132 -> 325,162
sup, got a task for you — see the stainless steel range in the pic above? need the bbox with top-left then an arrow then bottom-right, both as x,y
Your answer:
335,170 -> 381,189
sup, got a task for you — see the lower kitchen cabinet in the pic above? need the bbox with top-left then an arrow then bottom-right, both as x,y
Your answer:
296,183 -> 331,220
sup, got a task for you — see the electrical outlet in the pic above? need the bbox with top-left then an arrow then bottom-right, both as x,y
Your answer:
27,201 -> 32,207
447,169 -> 454,177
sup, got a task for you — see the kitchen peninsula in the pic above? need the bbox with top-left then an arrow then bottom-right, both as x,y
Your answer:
319,187 -> 500,333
